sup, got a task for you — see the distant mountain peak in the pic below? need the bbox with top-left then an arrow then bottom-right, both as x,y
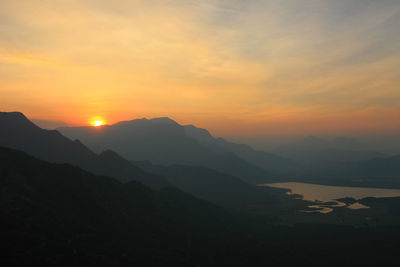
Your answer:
111,117 -> 179,128
149,117 -> 179,125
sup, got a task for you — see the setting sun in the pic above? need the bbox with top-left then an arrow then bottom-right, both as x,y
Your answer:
90,117 -> 106,127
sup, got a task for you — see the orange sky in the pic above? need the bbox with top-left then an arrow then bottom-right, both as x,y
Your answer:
1,0 -> 400,137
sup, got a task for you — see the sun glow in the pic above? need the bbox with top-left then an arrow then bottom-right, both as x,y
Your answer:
90,117 -> 106,127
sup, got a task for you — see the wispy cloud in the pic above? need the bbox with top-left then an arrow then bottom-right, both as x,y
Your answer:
0,0 -> 399,135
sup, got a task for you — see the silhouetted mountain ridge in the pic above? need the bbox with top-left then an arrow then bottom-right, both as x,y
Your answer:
0,112 -> 169,188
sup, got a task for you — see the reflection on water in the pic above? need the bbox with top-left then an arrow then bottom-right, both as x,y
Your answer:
347,202 -> 369,210
262,182 -> 400,214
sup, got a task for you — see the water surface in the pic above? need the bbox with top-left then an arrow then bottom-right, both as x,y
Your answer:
262,182 -> 400,214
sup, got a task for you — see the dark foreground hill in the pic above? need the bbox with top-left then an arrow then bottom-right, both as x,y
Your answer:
0,146 -> 232,266
2,147 -> 400,266
0,112 -> 168,188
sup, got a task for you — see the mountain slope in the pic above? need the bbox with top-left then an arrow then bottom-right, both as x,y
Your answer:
0,112 -> 168,188
135,161 -> 279,210
361,155 -> 400,178
58,117 -> 278,184
183,124 -> 296,175
296,154 -> 400,188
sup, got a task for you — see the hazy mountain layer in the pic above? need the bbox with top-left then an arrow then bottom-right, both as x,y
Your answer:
59,117 -> 278,184
296,154 -> 400,188
273,136 -> 385,163
183,124 -> 297,175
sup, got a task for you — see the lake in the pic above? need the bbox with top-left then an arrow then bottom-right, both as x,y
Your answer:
261,182 -> 400,214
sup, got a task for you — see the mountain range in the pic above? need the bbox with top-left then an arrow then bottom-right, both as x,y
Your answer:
58,117 -> 295,184
0,112 -> 282,209
3,112 -> 400,190
2,111 -> 400,266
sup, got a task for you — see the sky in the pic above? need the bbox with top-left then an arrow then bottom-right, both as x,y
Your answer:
1,0 -> 400,137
